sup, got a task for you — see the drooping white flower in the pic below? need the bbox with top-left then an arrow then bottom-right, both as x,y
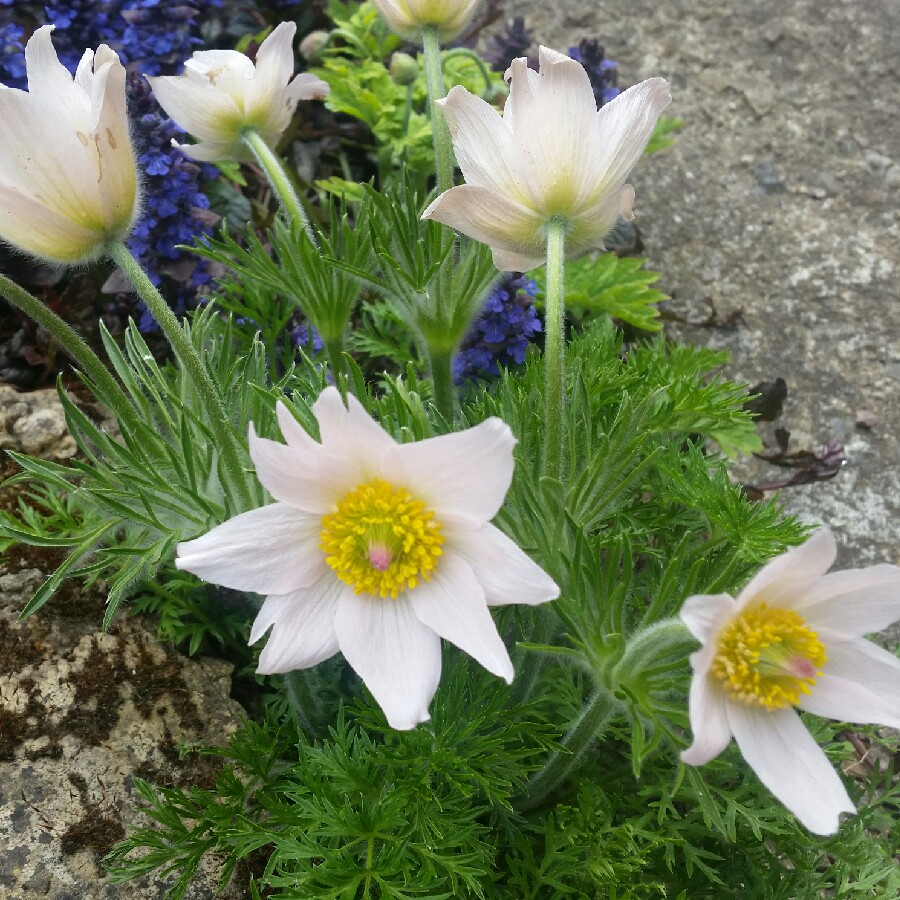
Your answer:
680,527 -> 900,834
176,387 -> 559,730
372,0 -> 480,42
0,25 -> 139,263
422,46 -> 671,272
147,22 -> 329,163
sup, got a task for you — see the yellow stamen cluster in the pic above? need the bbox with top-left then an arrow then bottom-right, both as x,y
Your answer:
321,478 -> 444,598
711,603 -> 827,710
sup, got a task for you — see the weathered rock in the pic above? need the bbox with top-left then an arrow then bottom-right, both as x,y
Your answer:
0,385 -> 77,460
0,528 -> 249,898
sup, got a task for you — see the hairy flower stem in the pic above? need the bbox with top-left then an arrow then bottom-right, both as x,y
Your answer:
240,128 -> 315,242
542,218 -> 567,482
421,25 -> 453,196
518,687 -> 617,812
283,670 -> 321,739
324,336 -> 346,394
429,348 -> 456,423
106,240 -> 251,511
0,273 -> 139,429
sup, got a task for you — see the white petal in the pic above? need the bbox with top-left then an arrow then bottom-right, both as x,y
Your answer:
244,23 -> 297,136
727,704 -> 855,834
170,139 -> 241,162
410,552 -> 514,681
148,73 -> 244,144
248,423 -> 339,514
798,639 -> 900,729
253,574 -> 342,673
422,184 -> 546,266
0,183 -> 100,262
92,54 -> 139,234
736,527 -> 837,611
185,49 -> 256,80
679,593 -> 736,642
491,247 -> 545,272
565,183 -> 635,259
681,676 -> 732,766
503,48 -> 602,212
313,386 -> 395,456
25,25 -> 76,99
380,417 -> 515,522
74,48 -> 94,94
276,400 -> 319,451
447,521 -> 558,607
438,86 -> 529,205
334,592 -> 441,730
590,77 -> 672,201
252,22 -> 296,93
792,565 -> 900,638
175,504 -> 326,593
285,71 -> 330,102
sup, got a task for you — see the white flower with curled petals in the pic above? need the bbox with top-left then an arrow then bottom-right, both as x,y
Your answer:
0,26 -> 139,263
147,22 -> 329,163
422,46 -> 671,272
372,0 -> 480,42
176,387 -> 559,730
680,527 -> 900,834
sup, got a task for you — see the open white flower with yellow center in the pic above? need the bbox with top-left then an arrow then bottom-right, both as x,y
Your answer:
0,25 -> 138,263
680,527 -> 900,834
372,0 -> 480,42
147,21 -> 329,163
421,46 -> 671,272
176,387 -> 559,730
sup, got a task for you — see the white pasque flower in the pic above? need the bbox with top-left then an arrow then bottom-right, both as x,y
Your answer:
372,0 -> 480,42
176,387 -> 559,730
147,22 -> 329,163
0,25 -> 139,263
422,46 -> 671,272
680,527 -> 900,834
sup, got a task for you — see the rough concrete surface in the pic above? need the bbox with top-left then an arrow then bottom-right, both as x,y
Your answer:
502,0 -> 899,570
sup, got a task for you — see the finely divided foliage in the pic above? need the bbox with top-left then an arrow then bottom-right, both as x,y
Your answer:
0,8 -> 898,900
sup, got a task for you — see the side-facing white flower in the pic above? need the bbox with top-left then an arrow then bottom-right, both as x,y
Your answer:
0,25 -> 139,263
422,46 -> 671,272
372,0 -> 480,42
680,527 -> 900,834
147,22 -> 329,162
176,387 -> 559,730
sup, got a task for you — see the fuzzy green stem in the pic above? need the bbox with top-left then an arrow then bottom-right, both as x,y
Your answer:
240,128 -> 315,241
324,336 -> 346,393
0,273 -> 139,429
106,240 -> 250,511
283,670 -> 320,739
518,687 -> 617,812
428,348 -> 456,423
542,218 -> 567,483
421,25 -> 453,196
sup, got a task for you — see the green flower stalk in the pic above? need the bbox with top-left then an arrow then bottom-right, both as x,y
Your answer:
542,218 -> 567,481
106,240 -> 251,511
421,25 -> 454,196
0,274 -> 139,431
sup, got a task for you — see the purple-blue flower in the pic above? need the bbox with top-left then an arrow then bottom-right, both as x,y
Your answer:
454,273 -> 542,382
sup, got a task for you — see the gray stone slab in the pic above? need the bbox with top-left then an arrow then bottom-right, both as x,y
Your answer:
498,0 -> 899,576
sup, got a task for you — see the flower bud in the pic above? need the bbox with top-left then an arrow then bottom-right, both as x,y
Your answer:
389,51 -> 419,86
0,26 -> 139,263
372,0 -> 480,42
299,30 -> 329,61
